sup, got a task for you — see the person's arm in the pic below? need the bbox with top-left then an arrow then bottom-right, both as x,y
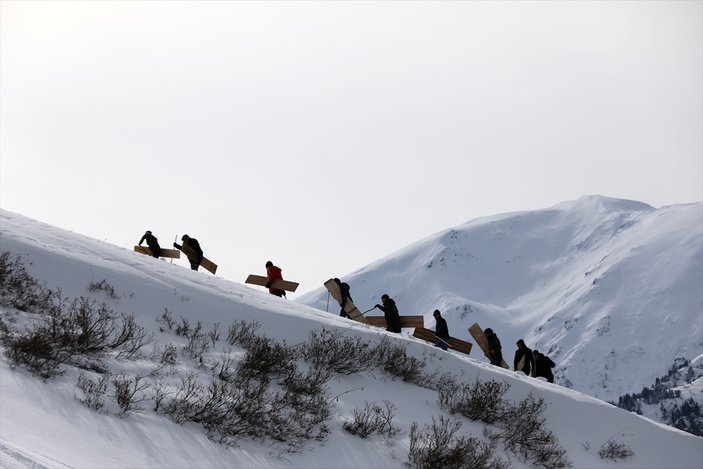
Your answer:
139,234 -> 147,245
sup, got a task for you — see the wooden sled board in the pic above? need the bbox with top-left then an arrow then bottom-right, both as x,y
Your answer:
176,243 -> 218,275
134,246 -> 181,259
323,279 -> 369,324
468,323 -> 509,368
244,274 -> 299,292
367,315 -> 425,328
412,327 -> 472,355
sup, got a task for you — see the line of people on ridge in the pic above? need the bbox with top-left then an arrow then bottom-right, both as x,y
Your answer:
484,329 -> 556,382
334,278 -> 556,382
138,231 -> 286,298
140,231 -> 557,382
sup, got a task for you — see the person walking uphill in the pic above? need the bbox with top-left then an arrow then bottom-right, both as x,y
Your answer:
375,294 -> 401,333
265,261 -> 286,297
174,234 -> 203,271
484,328 -> 503,367
514,339 -> 534,375
334,278 -> 352,317
139,230 -> 161,258
433,309 -> 449,350
533,350 -> 556,383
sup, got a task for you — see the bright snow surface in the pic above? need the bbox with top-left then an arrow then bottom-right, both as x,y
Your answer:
1,204 -> 701,468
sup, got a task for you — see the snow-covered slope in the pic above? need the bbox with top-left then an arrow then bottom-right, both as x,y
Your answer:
1,207 -> 701,469
299,196 -> 703,403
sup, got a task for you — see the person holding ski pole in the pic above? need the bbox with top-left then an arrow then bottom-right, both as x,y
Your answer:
374,294 -> 402,333
174,234 -> 203,271
433,309 -> 449,350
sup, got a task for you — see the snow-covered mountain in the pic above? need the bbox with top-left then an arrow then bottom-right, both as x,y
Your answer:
0,206 -> 701,468
299,196 -> 703,404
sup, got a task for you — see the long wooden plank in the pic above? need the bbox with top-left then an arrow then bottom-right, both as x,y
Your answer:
245,274 -> 299,292
323,279 -> 369,324
134,246 -> 181,259
367,315 -> 424,328
412,327 -> 472,355
468,323 -> 508,368
176,242 -> 218,275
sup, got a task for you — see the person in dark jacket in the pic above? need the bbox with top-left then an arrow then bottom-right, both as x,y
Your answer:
375,294 -> 401,333
265,261 -> 286,297
333,278 -> 352,317
138,230 -> 161,258
532,350 -> 556,383
484,328 -> 503,366
514,339 -> 534,375
173,234 -> 203,271
433,309 -> 449,350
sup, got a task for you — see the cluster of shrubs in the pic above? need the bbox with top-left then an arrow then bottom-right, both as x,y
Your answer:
0,252 -> 152,378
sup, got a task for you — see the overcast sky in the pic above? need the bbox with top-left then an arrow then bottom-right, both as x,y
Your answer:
1,1 -> 701,297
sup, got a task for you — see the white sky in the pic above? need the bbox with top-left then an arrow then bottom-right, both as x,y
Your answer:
1,0 -> 701,296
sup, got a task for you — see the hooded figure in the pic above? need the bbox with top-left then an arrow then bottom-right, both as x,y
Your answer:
514,339 -> 534,375
139,230 -> 162,258
484,328 -> 503,366
265,261 -> 286,297
334,278 -> 352,317
433,309 -> 449,350
533,350 -> 556,383
174,234 -> 203,271
375,294 -> 401,333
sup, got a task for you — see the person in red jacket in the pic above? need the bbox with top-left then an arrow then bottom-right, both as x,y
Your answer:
265,261 -> 286,297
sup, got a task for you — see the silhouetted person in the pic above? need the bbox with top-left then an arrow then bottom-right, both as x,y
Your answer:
514,339 -> 534,375
533,350 -> 556,383
334,278 -> 352,317
265,261 -> 286,297
139,230 -> 161,258
484,328 -> 503,366
433,309 -> 449,350
375,294 -> 401,333
174,234 -> 203,271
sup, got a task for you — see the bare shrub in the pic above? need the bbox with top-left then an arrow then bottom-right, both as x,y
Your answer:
157,308 -> 175,332
112,313 -> 154,359
373,338 -> 426,383
407,417 -> 508,469
343,401 -> 400,439
213,350 -> 238,383
493,393 -> 571,468
88,279 -> 118,300
236,335 -> 297,381
439,377 -> 510,424
174,317 -> 191,337
226,320 -> 261,348
300,329 -> 375,375
0,251 -> 54,313
208,322 -> 220,347
161,343 -> 178,365
152,378 -> 171,412
182,321 -> 210,361
76,372 -> 110,411
598,438 -> 634,461
113,374 -> 150,416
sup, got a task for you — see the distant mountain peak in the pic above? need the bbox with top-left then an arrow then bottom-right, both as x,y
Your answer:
554,195 -> 654,213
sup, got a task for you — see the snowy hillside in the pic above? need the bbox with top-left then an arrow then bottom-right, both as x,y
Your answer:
1,208 -> 701,469
298,196 -> 703,405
